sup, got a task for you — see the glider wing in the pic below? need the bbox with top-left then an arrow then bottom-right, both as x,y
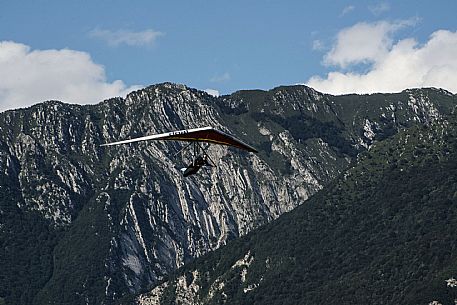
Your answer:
101,126 -> 258,153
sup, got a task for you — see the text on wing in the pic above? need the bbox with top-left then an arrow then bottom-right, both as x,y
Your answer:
170,130 -> 189,136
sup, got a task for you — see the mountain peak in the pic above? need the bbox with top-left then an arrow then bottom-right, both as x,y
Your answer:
142,82 -> 190,93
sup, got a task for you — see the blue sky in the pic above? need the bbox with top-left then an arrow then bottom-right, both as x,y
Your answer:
1,0 -> 457,110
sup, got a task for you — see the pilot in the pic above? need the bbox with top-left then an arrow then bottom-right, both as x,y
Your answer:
181,155 -> 212,177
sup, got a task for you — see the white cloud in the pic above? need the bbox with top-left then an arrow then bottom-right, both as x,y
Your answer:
307,27 -> 457,94
369,2 -> 390,15
210,72 -> 231,83
340,5 -> 355,17
323,20 -> 415,68
204,89 -> 220,97
312,39 -> 326,51
0,41 -> 141,112
89,28 -> 164,47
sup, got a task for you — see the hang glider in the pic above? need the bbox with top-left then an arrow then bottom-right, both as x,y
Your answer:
101,126 -> 258,177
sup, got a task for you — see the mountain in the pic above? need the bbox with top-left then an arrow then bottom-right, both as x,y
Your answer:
138,109 -> 457,305
0,83 -> 455,304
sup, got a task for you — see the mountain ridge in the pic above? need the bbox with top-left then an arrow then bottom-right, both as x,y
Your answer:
0,83 -> 456,304
3,82 -> 454,114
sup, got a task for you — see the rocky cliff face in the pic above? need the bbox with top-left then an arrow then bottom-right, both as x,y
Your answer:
0,83 -> 455,304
